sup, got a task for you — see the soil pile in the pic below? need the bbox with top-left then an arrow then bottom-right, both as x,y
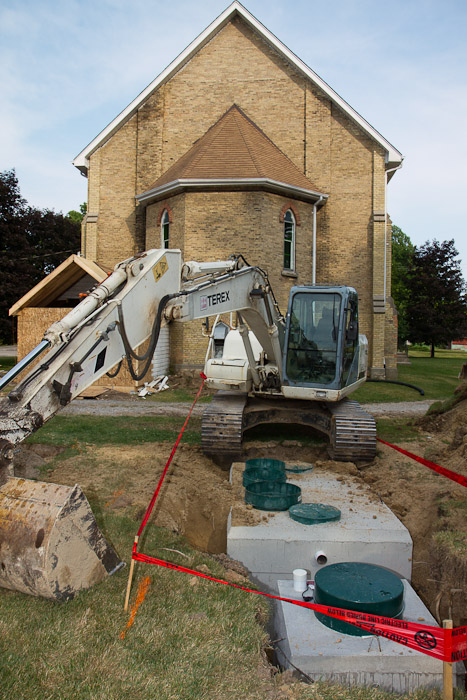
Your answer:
48,443 -> 233,553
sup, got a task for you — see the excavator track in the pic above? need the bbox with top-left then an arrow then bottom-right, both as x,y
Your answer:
327,398 -> 376,462
202,393 -> 376,464
201,391 -> 247,461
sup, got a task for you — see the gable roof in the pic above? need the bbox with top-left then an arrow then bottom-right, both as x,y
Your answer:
73,2 -> 403,176
136,105 -> 327,205
9,255 -> 108,316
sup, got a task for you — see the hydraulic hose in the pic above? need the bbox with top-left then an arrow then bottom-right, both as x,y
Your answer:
106,360 -> 122,378
367,379 -> 425,396
118,293 -> 178,382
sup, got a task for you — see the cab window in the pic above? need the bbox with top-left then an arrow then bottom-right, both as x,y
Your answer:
286,292 -> 341,385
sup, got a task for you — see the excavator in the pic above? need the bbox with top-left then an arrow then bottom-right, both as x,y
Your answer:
0,248 -> 376,600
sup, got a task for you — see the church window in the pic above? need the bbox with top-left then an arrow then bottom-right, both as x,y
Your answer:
283,209 -> 295,270
161,209 -> 170,248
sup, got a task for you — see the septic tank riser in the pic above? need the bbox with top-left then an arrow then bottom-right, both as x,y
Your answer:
273,579 -> 465,693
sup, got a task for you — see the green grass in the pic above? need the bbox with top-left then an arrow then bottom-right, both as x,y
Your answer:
437,498 -> 467,518
25,415 -> 202,447
0,515 -> 271,700
144,387 -> 212,403
375,417 -> 420,442
433,530 -> 467,558
353,349 -> 466,404
0,355 -> 16,372
5,398 -> 467,698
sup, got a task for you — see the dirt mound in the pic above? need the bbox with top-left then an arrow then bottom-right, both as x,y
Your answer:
48,443 -> 233,554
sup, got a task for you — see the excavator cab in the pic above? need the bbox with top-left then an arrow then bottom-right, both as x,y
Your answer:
283,285 -> 366,399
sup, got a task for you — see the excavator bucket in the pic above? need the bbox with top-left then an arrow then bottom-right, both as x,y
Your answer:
0,477 -> 123,600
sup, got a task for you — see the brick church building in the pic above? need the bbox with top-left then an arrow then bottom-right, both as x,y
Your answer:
70,1 -> 402,378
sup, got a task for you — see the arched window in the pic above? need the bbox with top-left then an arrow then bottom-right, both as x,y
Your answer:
161,209 -> 170,249
283,209 -> 295,270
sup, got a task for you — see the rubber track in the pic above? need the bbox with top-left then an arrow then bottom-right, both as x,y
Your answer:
327,398 -> 376,461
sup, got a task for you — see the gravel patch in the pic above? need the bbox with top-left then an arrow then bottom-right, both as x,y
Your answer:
61,399 -> 204,417
361,400 -> 436,417
60,397 -> 437,418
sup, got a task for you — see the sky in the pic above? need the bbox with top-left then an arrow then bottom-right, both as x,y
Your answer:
1,0 -> 466,278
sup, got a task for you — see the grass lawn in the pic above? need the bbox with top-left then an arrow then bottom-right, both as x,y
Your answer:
27,414 -> 203,447
0,516 -> 272,700
0,355 -> 16,372
353,348 -> 466,403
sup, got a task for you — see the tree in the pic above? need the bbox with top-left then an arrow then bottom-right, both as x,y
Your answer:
391,225 -> 415,347
66,203 -> 87,225
0,170 -> 81,343
405,239 -> 467,357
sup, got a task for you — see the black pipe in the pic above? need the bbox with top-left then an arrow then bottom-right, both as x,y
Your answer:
367,379 -> 424,396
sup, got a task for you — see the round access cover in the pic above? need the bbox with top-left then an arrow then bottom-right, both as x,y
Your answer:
285,463 -> 314,474
314,562 -> 404,637
289,503 -> 341,525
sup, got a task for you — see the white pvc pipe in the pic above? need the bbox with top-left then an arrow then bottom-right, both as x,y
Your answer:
293,568 -> 308,592
315,550 -> 328,565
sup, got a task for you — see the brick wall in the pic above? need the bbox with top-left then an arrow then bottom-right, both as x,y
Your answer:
149,190 -> 315,368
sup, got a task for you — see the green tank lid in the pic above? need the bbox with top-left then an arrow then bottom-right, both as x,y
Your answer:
245,458 -> 285,472
288,503 -> 341,525
314,562 -> 404,637
242,467 -> 286,488
244,481 -> 301,511
285,463 -> 314,474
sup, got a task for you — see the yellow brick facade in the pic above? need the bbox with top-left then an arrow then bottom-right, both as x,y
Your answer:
81,15 -> 397,377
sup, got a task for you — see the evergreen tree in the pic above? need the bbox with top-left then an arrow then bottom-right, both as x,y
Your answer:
406,239 -> 467,357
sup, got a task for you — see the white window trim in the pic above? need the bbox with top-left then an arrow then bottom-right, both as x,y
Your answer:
283,209 -> 296,271
161,209 -> 170,249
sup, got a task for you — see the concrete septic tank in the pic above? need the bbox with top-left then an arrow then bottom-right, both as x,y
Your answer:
227,463 -> 413,591
273,579 -> 465,693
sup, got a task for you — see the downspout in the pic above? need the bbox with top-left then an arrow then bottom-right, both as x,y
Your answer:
384,159 -> 404,303
312,195 -> 325,284
383,158 -> 404,371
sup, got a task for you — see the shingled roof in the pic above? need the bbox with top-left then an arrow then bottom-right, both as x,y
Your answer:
137,105 -> 327,205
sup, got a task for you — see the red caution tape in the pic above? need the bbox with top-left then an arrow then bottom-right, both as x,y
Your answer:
377,438 -> 467,488
135,373 -> 207,538
132,550 -> 466,663
452,626 -> 467,662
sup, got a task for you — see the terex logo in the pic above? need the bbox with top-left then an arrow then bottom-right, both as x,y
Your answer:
200,290 -> 230,312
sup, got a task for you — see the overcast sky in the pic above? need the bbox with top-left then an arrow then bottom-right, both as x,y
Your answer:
1,0 -> 466,278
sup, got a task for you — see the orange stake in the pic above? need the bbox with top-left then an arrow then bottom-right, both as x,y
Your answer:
120,576 -> 151,639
